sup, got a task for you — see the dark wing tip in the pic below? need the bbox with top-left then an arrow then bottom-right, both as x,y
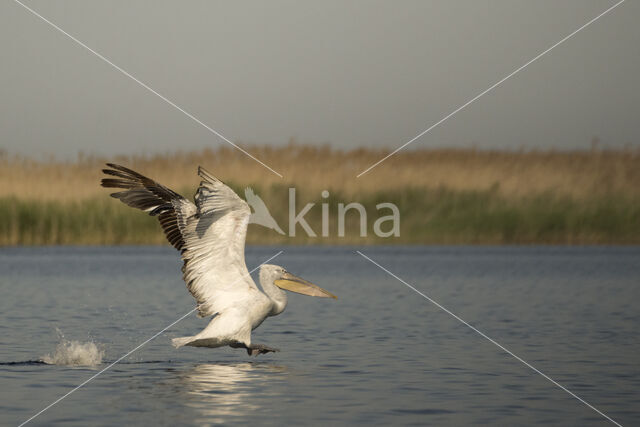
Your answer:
101,177 -> 132,188
104,162 -> 128,172
100,163 -> 189,252
105,163 -> 148,179
197,166 -> 220,184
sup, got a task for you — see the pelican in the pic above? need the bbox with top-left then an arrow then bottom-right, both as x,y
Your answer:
101,163 -> 337,356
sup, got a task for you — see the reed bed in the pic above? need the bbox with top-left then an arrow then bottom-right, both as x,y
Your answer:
0,145 -> 638,245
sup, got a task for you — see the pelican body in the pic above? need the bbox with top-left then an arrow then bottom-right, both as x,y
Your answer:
101,164 -> 336,356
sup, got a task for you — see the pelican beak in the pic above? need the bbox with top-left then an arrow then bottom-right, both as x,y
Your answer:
275,272 -> 338,299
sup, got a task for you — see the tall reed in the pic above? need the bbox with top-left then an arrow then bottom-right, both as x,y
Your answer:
0,145 -> 638,245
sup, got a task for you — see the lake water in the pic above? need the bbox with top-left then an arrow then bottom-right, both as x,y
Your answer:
1,246 -> 639,426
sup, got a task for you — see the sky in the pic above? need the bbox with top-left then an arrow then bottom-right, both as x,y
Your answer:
0,0 -> 638,159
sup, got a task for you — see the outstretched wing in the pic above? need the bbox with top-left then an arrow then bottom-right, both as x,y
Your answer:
101,163 -> 196,250
101,164 -> 257,318
178,167 -> 257,317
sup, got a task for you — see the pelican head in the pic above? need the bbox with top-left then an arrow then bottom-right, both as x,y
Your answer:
259,264 -> 337,299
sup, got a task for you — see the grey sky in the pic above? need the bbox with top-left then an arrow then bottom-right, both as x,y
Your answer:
1,0 -> 637,159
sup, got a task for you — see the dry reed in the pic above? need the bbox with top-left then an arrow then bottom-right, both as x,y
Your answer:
1,144 -> 638,201
0,145 -> 638,245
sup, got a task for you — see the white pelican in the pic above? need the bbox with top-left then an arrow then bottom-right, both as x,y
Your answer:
101,164 -> 337,356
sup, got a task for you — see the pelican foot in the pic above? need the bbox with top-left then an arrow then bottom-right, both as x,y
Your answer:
247,344 -> 280,356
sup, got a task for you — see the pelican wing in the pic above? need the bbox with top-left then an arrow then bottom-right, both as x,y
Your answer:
179,167 -> 257,317
101,163 -> 196,250
102,164 -> 257,318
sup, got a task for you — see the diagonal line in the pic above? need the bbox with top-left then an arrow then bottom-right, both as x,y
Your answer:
18,307 -> 197,427
19,250 -> 284,427
12,0 -> 283,178
356,250 -> 622,427
357,0 -> 625,178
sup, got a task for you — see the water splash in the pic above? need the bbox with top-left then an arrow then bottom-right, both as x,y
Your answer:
41,330 -> 104,367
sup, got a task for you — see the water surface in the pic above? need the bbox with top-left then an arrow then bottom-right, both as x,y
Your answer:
1,246 -> 639,425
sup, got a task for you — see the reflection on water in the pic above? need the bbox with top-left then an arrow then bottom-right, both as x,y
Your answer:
173,363 -> 287,424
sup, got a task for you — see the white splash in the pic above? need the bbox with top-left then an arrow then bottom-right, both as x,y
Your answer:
41,331 -> 104,367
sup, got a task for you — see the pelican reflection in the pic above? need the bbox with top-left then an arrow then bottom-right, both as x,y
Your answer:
176,363 -> 286,424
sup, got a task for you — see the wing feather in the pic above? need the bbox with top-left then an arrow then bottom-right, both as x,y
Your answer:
101,163 -> 195,250
101,164 -> 258,318
179,167 -> 256,317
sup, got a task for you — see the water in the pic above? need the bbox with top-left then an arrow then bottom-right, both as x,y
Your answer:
40,332 -> 104,367
1,246 -> 639,426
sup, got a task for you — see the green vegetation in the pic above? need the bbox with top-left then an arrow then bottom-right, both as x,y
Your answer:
1,146 -> 638,245
2,185 -> 638,245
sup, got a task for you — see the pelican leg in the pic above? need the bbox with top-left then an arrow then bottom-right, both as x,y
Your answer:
229,342 -> 279,356
247,344 -> 280,356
